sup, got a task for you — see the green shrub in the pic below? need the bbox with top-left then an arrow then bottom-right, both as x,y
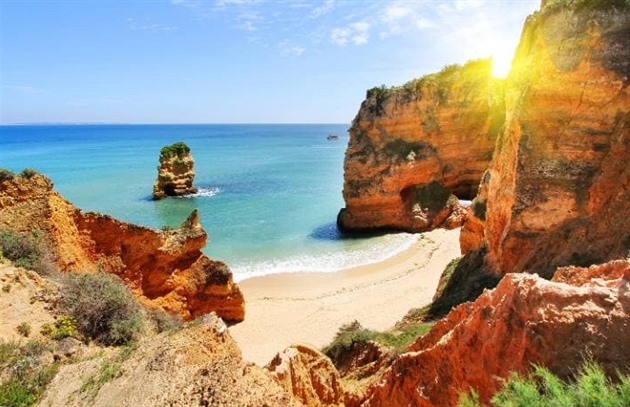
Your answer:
159,142 -> 190,159
41,316 -> 78,340
323,320 -> 377,361
0,168 -> 16,181
0,229 -> 56,275
19,168 -> 38,178
58,272 -> 144,345
148,309 -> 183,333
16,322 -> 31,338
0,339 -> 57,407
458,361 -> 630,407
323,320 -> 434,363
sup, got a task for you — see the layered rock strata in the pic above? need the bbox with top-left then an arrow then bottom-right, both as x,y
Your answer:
153,141 -> 198,199
267,344 -> 344,407
339,59 -> 504,232
0,173 -> 244,322
462,1 -> 630,276
358,260 -> 630,407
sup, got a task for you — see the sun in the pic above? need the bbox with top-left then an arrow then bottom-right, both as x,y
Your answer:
491,52 -> 513,78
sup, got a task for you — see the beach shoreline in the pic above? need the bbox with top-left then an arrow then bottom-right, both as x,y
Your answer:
228,227 -> 461,366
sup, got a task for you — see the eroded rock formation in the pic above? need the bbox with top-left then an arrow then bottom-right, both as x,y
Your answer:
358,260 -> 630,407
0,173 -> 244,322
267,344 -> 344,407
339,59 -> 504,232
462,1 -> 630,276
153,142 -> 198,199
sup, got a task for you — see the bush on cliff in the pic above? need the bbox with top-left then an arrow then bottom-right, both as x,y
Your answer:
0,168 -> 15,181
159,141 -> 190,159
458,361 -> 630,407
0,339 -> 58,407
323,320 -> 434,364
58,272 -> 144,345
0,229 -> 56,275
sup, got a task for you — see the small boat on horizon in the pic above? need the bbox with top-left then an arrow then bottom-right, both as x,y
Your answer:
326,134 -> 339,141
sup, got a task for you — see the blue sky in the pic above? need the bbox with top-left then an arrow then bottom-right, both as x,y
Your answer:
1,0 -> 539,124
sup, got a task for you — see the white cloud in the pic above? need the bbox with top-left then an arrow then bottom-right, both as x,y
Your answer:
279,40 -> 306,56
331,21 -> 370,46
235,12 -> 261,31
311,0 -> 335,18
382,2 -> 413,24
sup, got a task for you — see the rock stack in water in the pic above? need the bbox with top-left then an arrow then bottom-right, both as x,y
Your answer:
153,142 -> 198,199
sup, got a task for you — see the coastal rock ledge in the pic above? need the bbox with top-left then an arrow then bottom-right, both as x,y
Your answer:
0,172 -> 244,322
153,141 -> 198,199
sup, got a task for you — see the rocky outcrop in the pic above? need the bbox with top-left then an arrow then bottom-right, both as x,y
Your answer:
40,313 -> 300,407
0,173 -> 244,322
463,1 -> 630,276
153,142 -> 197,199
267,344 -> 344,407
359,260 -> 630,406
339,59 -> 504,232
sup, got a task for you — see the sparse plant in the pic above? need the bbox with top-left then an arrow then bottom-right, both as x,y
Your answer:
458,360 -> 630,407
0,339 -> 57,407
0,229 -> 56,275
0,168 -> 16,181
58,272 -> 144,345
16,322 -> 31,338
19,168 -> 38,178
2,284 -> 10,293
80,342 -> 136,398
149,309 -> 183,333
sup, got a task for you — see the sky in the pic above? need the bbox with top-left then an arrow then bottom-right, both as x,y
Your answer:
0,0 -> 540,124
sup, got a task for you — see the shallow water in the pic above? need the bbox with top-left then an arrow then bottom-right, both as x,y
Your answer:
0,124 -> 417,280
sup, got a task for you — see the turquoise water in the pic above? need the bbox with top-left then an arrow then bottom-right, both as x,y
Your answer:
0,125 -> 417,280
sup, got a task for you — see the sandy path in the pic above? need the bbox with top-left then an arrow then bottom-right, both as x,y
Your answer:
228,228 -> 461,365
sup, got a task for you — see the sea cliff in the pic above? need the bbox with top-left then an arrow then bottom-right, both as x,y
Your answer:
339,59 -> 503,232
0,172 -> 244,322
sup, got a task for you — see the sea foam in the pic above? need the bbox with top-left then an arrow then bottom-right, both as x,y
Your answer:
231,232 -> 420,281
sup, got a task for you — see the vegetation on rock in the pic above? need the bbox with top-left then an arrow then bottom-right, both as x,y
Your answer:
459,361 -> 630,407
323,320 -> 433,363
159,141 -> 190,159
58,272 -> 144,345
0,229 -> 55,275
0,339 -> 58,407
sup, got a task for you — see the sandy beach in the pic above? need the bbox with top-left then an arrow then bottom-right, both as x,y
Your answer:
229,228 -> 461,366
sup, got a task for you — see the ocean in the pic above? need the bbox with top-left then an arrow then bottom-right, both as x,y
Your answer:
0,124 -> 417,280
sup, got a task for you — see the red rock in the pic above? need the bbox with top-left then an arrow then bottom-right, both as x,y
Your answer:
0,173 -> 244,322
360,260 -> 630,406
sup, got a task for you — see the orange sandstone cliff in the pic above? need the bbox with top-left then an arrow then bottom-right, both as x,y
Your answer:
0,173 -> 244,322
462,0 -> 630,276
339,59 -> 504,232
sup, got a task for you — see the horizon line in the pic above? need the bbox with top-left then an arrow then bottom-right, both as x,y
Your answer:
0,122 -> 350,126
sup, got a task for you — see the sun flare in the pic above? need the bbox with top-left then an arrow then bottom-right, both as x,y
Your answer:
491,53 -> 513,78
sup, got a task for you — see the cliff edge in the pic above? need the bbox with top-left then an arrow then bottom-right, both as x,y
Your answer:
0,172 -> 244,322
